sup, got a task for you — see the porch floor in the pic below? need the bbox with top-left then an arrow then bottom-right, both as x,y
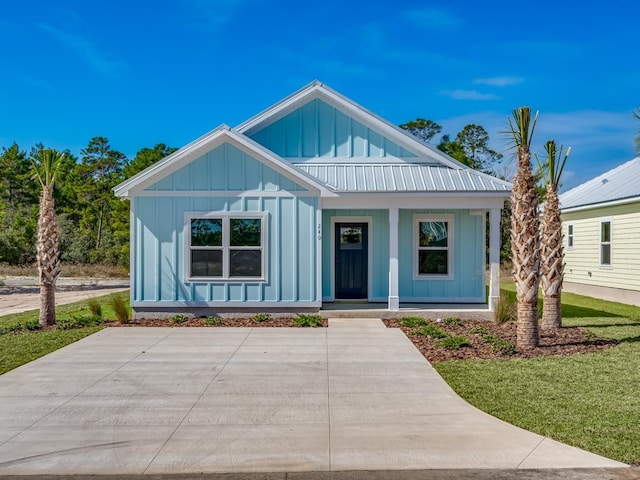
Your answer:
320,303 -> 493,320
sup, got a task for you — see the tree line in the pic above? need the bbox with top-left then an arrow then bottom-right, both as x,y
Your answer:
0,138 -> 176,267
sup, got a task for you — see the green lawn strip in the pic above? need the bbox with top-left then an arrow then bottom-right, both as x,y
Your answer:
0,327 -> 102,375
435,344 -> 640,464
0,291 -> 130,375
436,286 -> 640,464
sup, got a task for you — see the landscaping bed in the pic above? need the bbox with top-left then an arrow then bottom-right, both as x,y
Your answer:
103,315 -> 328,328
384,317 -> 617,363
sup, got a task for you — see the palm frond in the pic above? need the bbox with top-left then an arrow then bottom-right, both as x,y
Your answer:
31,149 -> 65,188
634,108 -> 640,153
505,107 -> 539,150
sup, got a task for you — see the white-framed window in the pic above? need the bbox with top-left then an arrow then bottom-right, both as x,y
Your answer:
413,214 -> 454,280
567,223 -> 574,250
600,219 -> 612,267
185,212 -> 268,281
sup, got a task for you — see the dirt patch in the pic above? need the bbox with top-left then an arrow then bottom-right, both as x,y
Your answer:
383,318 -> 618,363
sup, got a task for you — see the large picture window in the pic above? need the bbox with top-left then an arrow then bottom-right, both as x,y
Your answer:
187,213 -> 267,281
414,214 -> 454,279
600,219 -> 611,267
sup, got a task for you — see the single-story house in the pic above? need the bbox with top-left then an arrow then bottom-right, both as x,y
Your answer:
559,156 -> 640,306
114,81 -> 510,316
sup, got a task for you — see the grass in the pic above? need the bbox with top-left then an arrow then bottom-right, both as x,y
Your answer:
435,287 -> 640,464
0,291 -> 130,375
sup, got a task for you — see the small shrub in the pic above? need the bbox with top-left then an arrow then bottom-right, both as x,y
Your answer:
252,312 -> 272,323
56,317 -> 80,330
204,315 -> 223,325
483,333 -> 517,355
401,316 -> 429,327
412,323 -> 446,338
494,290 -> 517,325
442,317 -> 463,327
437,334 -> 472,350
469,325 -> 489,335
74,314 -> 103,327
294,314 -> 323,327
111,296 -> 131,324
172,314 -> 189,324
87,298 -> 102,318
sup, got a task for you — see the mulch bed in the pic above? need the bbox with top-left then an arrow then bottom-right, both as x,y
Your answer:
102,317 -> 328,328
383,318 -> 618,363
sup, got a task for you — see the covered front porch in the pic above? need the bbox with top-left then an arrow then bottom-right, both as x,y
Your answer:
320,197 -> 504,314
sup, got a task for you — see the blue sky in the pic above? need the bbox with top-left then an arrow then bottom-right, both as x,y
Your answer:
1,0 -> 638,191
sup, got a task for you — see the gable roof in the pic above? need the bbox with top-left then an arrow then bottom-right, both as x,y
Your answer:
236,80 -> 468,169
113,125 -> 335,198
559,157 -> 640,211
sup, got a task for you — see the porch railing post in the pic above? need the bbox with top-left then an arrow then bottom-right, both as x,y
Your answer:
389,207 -> 399,311
489,208 -> 501,311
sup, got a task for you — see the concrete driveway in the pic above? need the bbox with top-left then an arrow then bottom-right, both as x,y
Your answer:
0,319 -> 627,475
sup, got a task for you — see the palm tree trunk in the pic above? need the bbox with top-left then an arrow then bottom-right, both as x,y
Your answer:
542,295 -> 562,330
37,184 -> 60,326
517,300 -> 539,347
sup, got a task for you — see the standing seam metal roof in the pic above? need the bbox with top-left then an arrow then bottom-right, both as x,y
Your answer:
295,163 -> 511,192
559,157 -> 640,210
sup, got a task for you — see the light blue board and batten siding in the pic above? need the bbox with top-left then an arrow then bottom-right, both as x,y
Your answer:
321,209 -> 484,302
144,143 -> 306,192
249,98 -> 417,158
132,144 -> 318,305
399,209 -> 485,302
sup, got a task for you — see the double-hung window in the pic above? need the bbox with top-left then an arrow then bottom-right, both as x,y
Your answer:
567,223 -> 574,249
187,212 -> 267,281
600,219 -> 612,267
414,214 -> 454,280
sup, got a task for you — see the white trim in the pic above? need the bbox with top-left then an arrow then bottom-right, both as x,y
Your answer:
290,157 -> 434,165
413,214 -> 455,281
399,296 -> 485,303
323,196 -> 507,210
129,198 -> 135,307
132,301 -> 322,309
184,211 -> 269,282
329,216 -> 373,302
488,209 -> 501,311
566,222 -> 575,250
132,190 -> 318,198
388,207 -> 399,311
316,199 -> 323,306
599,217 -> 612,268
114,126 -> 334,198
561,196 -> 640,213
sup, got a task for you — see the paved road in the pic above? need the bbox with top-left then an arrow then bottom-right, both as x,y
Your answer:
0,277 -> 129,316
0,319 -> 628,476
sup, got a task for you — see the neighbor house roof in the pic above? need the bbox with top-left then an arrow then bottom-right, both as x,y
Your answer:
559,157 -> 640,211
296,163 -> 511,193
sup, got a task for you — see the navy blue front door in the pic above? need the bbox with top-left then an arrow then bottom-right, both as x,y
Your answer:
335,223 -> 368,299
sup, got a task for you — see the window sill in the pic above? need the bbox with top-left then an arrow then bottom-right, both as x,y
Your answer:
186,277 -> 267,283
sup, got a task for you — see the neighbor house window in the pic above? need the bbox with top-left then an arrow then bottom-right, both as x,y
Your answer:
567,223 -> 574,249
414,214 -> 454,279
186,212 -> 267,281
600,219 -> 611,267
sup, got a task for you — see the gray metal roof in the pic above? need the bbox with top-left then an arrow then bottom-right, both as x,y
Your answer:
295,163 -> 511,193
559,157 -> 640,210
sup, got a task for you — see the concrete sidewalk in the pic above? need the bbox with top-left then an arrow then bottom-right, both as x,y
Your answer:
0,319 -> 628,476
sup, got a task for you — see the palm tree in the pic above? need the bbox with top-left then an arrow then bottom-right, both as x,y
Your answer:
32,149 -> 64,326
507,107 -> 540,349
538,140 -> 570,330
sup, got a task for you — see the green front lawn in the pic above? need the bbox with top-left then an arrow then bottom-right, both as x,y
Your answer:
436,289 -> 640,464
0,291 -> 129,375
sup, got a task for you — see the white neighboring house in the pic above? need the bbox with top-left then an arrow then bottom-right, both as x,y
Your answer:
559,156 -> 640,306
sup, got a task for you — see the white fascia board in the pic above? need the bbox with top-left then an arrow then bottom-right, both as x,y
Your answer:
323,195 -> 507,210
560,196 -> 640,213
114,125 -> 335,198
113,125 -> 232,198
235,82 -> 469,171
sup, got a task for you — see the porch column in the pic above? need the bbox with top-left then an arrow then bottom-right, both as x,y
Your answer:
388,207 -> 399,311
488,208 -> 501,311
